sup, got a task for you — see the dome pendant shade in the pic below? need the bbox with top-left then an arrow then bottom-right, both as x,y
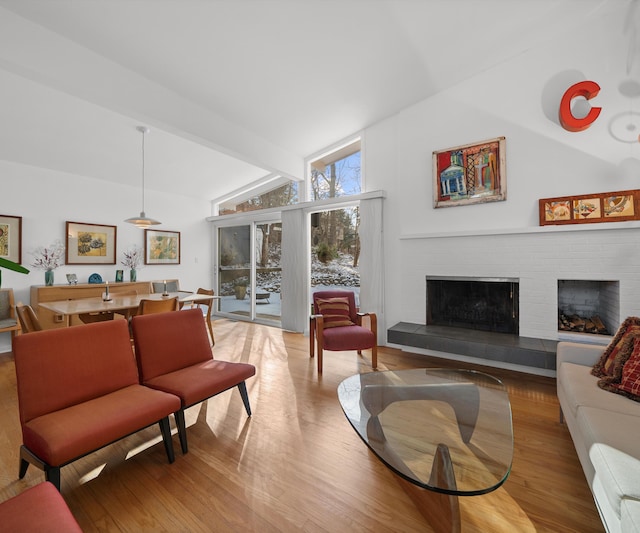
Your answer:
124,212 -> 162,228
125,126 -> 161,228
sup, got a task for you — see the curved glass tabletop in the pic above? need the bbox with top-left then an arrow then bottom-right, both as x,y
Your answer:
337,368 -> 513,496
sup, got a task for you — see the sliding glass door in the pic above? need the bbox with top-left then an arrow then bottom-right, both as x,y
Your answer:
217,221 -> 281,326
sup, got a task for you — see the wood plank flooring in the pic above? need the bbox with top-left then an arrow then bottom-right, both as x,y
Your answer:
0,319 -> 604,532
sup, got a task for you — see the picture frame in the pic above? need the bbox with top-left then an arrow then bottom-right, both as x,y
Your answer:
145,229 -> 180,265
115,269 -> 124,282
65,221 -> 117,264
539,189 -> 640,226
0,214 -> 22,264
433,136 -> 506,208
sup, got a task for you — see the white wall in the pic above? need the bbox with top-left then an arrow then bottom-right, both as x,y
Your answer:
365,8 -> 640,341
0,160 -> 212,352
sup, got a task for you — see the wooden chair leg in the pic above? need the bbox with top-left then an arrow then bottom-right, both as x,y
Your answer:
372,345 -> 378,370
207,321 -> 215,347
309,317 -> 315,358
318,346 -> 323,374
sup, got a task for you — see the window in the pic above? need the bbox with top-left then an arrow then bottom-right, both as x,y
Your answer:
216,176 -> 299,215
308,138 -> 361,201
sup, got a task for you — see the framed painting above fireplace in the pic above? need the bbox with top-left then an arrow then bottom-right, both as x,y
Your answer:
433,136 -> 506,208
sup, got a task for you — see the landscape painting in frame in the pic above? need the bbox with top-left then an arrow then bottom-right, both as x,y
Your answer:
0,214 -> 22,264
66,221 -> 117,264
433,136 -> 506,208
539,189 -> 640,226
145,229 -> 180,264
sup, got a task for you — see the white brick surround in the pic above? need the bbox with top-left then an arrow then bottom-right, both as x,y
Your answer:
398,223 -> 640,341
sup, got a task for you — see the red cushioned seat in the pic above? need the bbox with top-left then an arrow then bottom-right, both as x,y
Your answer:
0,482 -> 82,532
132,308 -> 256,453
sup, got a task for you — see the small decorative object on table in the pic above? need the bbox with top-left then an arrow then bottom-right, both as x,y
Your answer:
115,269 -> 124,282
88,273 -> 103,284
121,246 -> 142,283
66,273 -> 78,285
30,240 -> 65,286
162,279 -> 169,296
103,281 -> 112,302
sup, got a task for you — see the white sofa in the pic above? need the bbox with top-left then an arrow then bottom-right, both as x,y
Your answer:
557,341 -> 640,533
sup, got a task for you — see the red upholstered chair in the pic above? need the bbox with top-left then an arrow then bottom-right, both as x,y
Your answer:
13,320 -> 180,490
132,308 -> 256,453
310,290 -> 377,374
0,482 -> 83,533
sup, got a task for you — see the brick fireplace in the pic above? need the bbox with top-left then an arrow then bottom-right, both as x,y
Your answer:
387,224 -> 640,375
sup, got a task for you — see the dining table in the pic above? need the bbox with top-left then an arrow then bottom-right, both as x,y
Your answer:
39,291 -> 218,327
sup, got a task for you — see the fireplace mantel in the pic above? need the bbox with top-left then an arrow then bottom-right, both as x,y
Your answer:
400,220 -> 640,240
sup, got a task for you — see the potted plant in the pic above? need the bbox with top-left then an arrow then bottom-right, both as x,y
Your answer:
30,241 -> 65,286
121,246 -> 142,282
234,278 -> 248,300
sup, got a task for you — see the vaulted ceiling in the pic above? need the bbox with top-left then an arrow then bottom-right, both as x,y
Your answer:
0,0 -> 631,201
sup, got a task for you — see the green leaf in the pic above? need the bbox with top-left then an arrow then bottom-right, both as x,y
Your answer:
0,257 -> 30,274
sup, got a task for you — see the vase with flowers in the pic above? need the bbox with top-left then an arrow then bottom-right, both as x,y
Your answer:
31,241 -> 65,286
121,246 -> 142,282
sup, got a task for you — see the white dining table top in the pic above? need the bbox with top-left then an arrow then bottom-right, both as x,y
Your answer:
39,291 -> 217,316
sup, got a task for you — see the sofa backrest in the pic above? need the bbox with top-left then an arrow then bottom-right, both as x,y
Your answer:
14,320 -> 139,424
132,308 -> 212,381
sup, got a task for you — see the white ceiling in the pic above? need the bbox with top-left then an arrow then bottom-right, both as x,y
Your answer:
0,0 -> 629,201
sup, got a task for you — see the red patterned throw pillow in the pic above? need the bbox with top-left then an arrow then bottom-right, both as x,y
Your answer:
316,297 -> 354,328
613,338 -> 640,402
592,316 -> 640,383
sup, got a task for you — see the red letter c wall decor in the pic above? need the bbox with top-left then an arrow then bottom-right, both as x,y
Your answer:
559,80 -> 602,132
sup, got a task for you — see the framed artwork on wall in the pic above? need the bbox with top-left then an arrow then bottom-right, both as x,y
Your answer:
539,189 -> 640,226
145,229 -> 180,264
433,136 -> 506,208
0,214 -> 22,264
66,221 -> 117,264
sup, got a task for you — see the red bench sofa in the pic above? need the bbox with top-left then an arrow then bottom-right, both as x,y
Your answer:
13,319 -> 181,491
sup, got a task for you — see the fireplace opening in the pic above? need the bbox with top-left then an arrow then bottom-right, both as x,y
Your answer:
426,276 -> 519,334
557,279 -> 619,336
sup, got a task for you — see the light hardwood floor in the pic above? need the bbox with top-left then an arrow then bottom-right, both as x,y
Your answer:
0,319 -> 604,532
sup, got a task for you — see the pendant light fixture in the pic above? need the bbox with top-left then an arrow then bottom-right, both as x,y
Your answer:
125,126 -> 161,228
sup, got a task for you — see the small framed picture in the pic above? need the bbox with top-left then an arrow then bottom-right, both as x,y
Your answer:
145,229 -> 180,265
539,189 -> 640,226
115,269 -> 124,282
66,273 -> 78,285
66,221 -> 117,264
0,214 -> 23,264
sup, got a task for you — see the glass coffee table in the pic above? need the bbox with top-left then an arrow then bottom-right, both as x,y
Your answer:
337,368 -> 513,533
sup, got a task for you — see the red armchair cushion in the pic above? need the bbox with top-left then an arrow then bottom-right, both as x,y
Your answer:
316,297 -> 355,328
0,482 -> 83,533
322,325 -> 376,351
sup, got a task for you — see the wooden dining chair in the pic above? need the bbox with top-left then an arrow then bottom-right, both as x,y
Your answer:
137,296 -> 179,315
195,288 -> 215,346
15,304 -> 42,334
0,289 -> 21,343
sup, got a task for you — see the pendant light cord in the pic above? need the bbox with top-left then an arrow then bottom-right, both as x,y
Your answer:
141,129 -> 146,215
